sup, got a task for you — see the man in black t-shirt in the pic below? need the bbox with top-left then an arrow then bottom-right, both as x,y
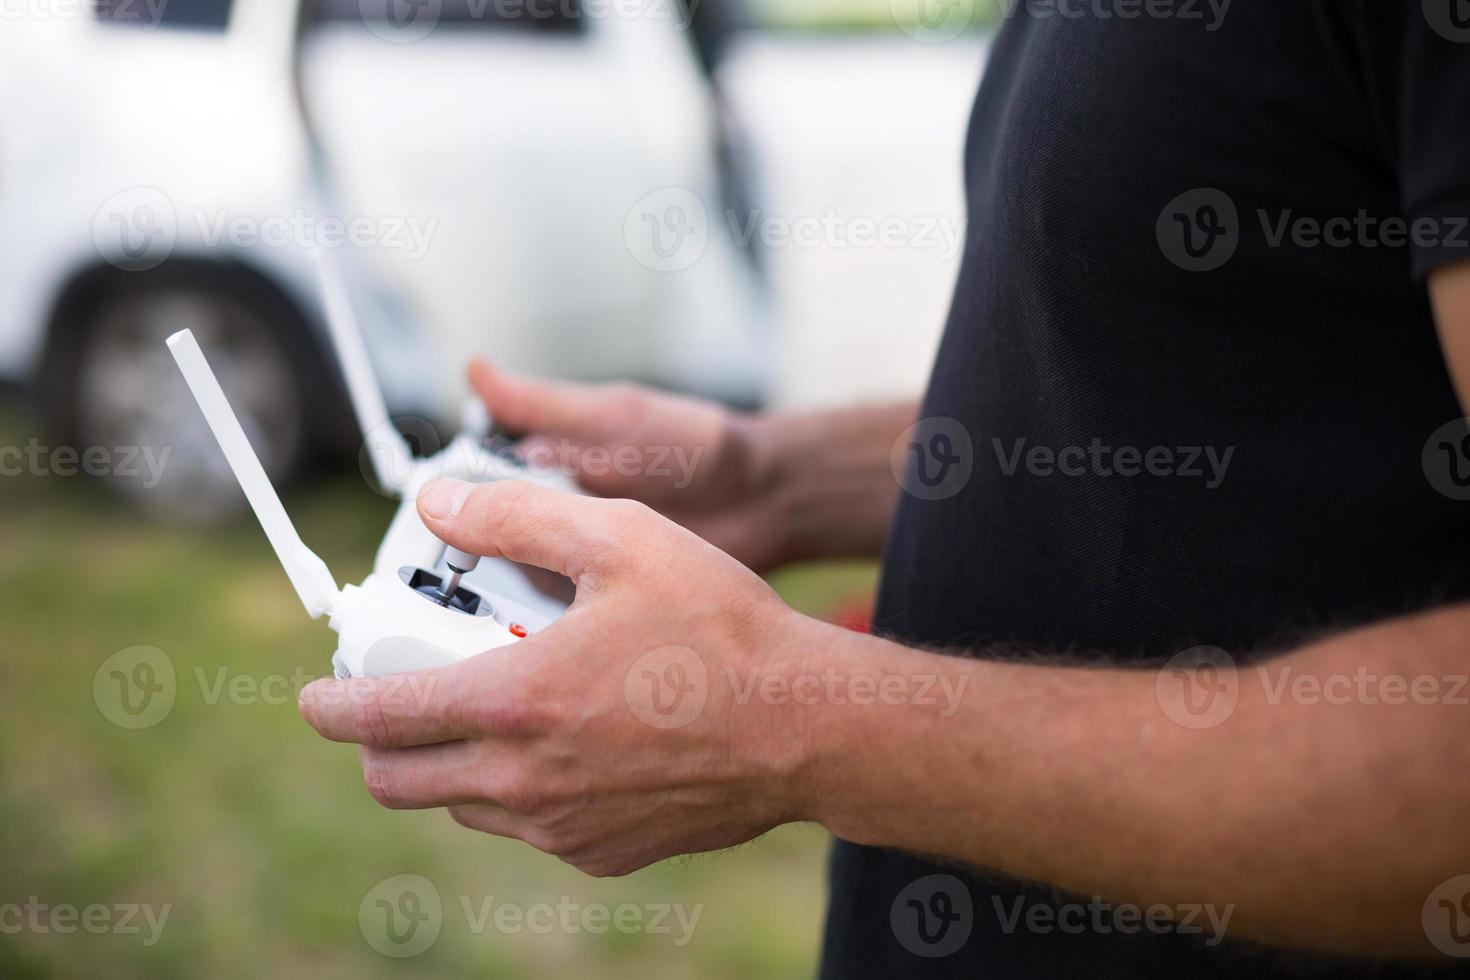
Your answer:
297,2 -> 1470,974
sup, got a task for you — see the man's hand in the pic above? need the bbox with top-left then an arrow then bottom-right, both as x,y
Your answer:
297,477 -> 822,877
473,359 -> 918,571
473,360 -> 793,572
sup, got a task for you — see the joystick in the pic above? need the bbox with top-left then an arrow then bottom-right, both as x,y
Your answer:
437,547 -> 481,604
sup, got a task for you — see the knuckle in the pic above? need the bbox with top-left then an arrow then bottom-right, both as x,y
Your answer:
351,694 -> 395,746
607,496 -> 654,527
524,828 -> 571,858
486,480 -> 541,540
552,832 -> 597,862
597,498 -> 656,558
493,770 -> 550,817
297,693 -> 323,730
362,757 -> 404,810
460,689 -> 546,739
602,383 -> 645,421
574,858 -> 633,879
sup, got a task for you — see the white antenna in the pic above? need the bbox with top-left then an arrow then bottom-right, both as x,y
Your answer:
314,250 -> 416,493
167,329 -> 341,619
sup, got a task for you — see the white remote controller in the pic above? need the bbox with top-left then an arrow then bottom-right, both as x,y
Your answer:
167,328 -> 532,679
168,326 -> 535,678
313,249 -> 577,622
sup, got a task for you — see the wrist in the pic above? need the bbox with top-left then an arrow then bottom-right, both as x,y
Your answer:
760,624 -> 986,846
739,608 -> 847,826
724,411 -> 805,569
735,609 -> 898,831
727,405 -> 912,568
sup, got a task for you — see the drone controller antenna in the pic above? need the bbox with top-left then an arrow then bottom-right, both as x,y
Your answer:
314,249 -> 417,494
438,547 -> 481,604
167,329 -> 342,620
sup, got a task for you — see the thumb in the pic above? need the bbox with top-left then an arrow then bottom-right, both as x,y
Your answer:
417,477 -> 633,586
469,359 -> 608,440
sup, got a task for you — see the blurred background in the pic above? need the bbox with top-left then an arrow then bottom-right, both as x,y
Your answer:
0,0 -> 990,975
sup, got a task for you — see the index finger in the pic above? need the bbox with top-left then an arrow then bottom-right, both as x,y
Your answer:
470,359 -> 610,439
298,660 -> 480,748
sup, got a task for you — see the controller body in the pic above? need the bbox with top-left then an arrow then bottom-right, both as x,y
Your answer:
328,568 -> 522,678
335,423 -> 574,678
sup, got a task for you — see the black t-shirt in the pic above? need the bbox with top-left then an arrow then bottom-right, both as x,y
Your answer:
822,3 -> 1470,977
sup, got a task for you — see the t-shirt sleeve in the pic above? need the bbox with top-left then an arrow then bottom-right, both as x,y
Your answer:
1348,2 -> 1470,279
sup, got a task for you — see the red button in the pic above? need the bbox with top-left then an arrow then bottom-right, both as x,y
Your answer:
509,623 -> 528,638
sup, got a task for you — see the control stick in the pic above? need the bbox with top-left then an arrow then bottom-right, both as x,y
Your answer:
438,547 -> 481,604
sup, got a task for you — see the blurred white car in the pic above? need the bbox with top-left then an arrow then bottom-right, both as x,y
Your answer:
0,0 -> 763,517
716,29 -> 988,409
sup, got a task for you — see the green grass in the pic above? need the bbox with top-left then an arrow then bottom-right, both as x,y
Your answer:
0,404 -> 878,979
748,0 -> 1001,32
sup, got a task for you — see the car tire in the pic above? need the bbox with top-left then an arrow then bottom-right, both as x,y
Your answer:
40,265 -> 334,522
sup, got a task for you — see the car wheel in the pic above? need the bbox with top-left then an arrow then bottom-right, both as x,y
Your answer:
50,272 -> 324,522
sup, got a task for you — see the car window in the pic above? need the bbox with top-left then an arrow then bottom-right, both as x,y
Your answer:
313,0 -> 583,33
93,0 -> 234,29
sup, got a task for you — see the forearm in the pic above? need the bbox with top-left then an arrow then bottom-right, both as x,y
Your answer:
783,604 -> 1470,957
746,401 -> 917,565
